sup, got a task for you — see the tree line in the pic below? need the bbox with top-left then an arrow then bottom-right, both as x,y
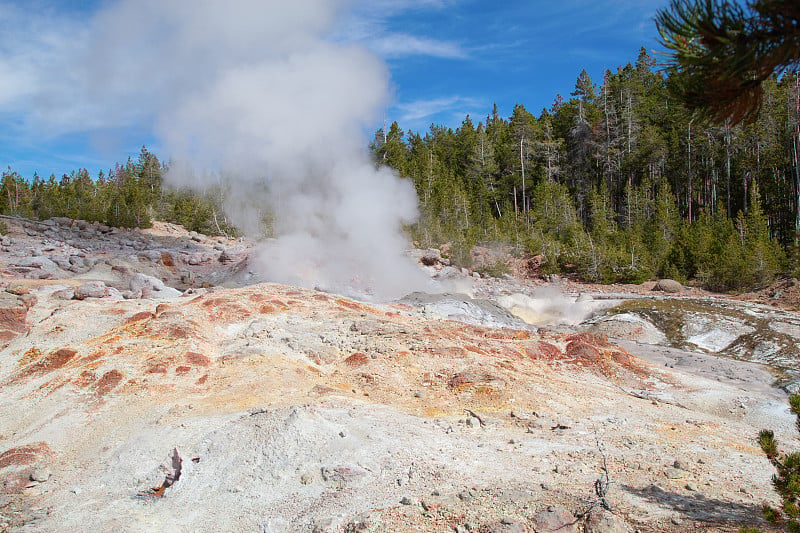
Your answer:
0,148 -> 236,237
370,48 -> 798,291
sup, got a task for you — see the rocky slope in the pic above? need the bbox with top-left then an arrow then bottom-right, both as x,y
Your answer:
0,216 -> 795,532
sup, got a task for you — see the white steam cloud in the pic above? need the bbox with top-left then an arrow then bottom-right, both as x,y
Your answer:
498,286 -> 594,326
4,0 -> 428,300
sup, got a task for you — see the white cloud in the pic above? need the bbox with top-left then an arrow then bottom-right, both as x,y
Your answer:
0,3 -> 71,112
338,0 -> 466,61
396,96 -> 482,122
354,0 -> 456,17
371,33 -> 466,59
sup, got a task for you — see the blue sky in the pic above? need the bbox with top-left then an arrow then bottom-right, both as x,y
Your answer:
0,0 -> 666,179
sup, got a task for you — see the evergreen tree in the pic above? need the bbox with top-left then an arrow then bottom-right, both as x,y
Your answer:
0,169 -> 31,217
754,393 -> 800,532
740,187 -> 786,286
371,121 -> 408,172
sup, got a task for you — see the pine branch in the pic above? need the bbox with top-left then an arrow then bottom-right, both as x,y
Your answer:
656,0 -> 800,124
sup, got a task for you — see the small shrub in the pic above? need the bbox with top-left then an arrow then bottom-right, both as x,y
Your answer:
474,259 -> 511,279
618,266 -> 654,285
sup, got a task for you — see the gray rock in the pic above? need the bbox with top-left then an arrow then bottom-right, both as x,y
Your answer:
435,266 -> 468,281
30,467 -> 51,483
138,250 -> 162,263
401,292 -> 525,329
664,467 -> 685,479
585,510 -> 632,533
28,269 -> 53,280
653,279 -> 683,293
53,288 -> 76,300
51,256 -> 72,270
12,256 -> 59,274
130,273 -> 182,298
74,281 -> 110,300
532,506 -> 578,532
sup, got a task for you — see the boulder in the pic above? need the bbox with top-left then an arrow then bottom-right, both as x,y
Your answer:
11,256 -> 59,276
53,288 -> 76,300
130,273 -> 182,298
51,217 -> 73,227
652,279 -> 683,293
74,281 -> 110,300
130,273 -> 166,292
138,250 -> 162,263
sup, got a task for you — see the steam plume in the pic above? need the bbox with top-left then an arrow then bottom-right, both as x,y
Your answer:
11,0 -> 428,300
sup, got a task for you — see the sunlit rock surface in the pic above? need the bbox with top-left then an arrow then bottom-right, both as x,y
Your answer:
0,217 -> 796,532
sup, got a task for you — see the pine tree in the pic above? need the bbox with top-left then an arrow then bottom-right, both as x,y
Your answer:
371,121 -> 408,172
741,187 -> 785,286
756,393 -> 800,532
0,169 -> 31,217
